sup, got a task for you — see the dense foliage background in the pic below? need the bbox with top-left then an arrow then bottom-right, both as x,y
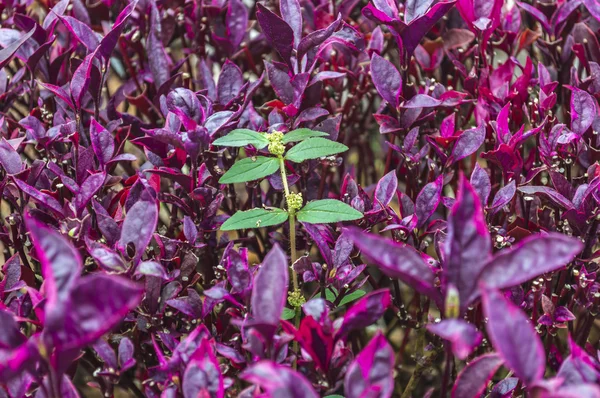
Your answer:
2,0 -> 600,396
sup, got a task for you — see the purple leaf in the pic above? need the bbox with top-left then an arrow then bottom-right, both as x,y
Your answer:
403,94 -> 442,108
336,289 -> 391,338
344,332 -> 395,398
570,87 -> 597,135
0,138 -> 23,175
98,1 -> 137,63
415,174 -> 443,228
280,0 -> 302,47
148,1 -> 170,89
182,339 -> 224,398
444,176 -> 491,312
470,163 -> 491,206
518,186 -> 575,210
373,170 -> 398,210
481,288 -> 545,384
452,354 -> 504,398
118,337 -> 136,372
0,28 -> 35,70
489,180 -> 516,215
218,60 -> 244,104
226,0 -> 248,49
427,319 -> 482,359
42,0 -> 69,30
401,1 -> 457,57
70,49 -> 98,110
477,233 -> 583,296
90,118 -> 115,167
118,197 -> 158,265
256,4 -> 294,64
73,172 -> 106,216
345,227 -> 441,301
240,360 -> 318,398
25,214 -> 81,333
56,274 -> 142,350
370,53 -> 402,108
135,261 -> 168,279
251,244 -> 289,326
60,16 -> 100,50
405,0 -> 435,24
449,123 -> 486,164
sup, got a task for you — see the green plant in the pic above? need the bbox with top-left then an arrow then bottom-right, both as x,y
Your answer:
214,128 -> 363,300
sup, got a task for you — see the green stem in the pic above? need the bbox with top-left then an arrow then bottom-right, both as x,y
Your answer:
278,156 -> 298,291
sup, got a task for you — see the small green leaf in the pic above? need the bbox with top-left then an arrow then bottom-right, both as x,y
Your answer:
219,156 -> 279,184
281,307 -> 296,320
339,290 -> 367,306
221,208 -> 288,231
285,137 -> 348,163
325,288 -> 336,302
282,128 -> 329,144
324,395 -> 345,398
297,199 -> 363,224
213,129 -> 269,149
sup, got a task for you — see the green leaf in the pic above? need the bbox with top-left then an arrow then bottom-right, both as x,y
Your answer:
324,395 -> 345,398
297,199 -> 363,224
339,290 -> 367,306
285,137 -> 348,163
282,128 -> 329,144
325,288 -> 336,302
219,156 -> 279,184
212,129 -> 269,149
221,208 -> 288,231
281,307 -> 296,320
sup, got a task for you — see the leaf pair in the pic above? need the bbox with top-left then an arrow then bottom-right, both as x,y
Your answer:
213,128 -> 329,149
221,199 -> 363,230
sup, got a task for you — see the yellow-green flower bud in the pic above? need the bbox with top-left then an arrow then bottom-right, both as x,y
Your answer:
267,131 -> 285,156
286,192 -> 303,211
288,288 -> 306,308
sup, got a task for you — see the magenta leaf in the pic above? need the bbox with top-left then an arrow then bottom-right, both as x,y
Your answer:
70,49 -> 99,110
570,87 -> 597,135
90,118 -> 115,167
415,174 -> 443,228
256,4 -> 294,64
477,233 -> 583,296
226,0 -> 248,49
470,163 -> 491,206
147,1 -> 170,89
481,288 -> 545,384
118,197 -> 158,265
444,176 -> 491,312
73,172 -> 106,216
427,319 -> 482,359
336,289 -> 392,338
344,332 -> 395,398
373,170 -> 398,211
56,274 -> 142,350
182,338 -> 224,398
0,28 -> 35,70
280,0 -> 303,47
251,244 -> 289,327
345,227 -> 441,301
25,214 -> 81,335
400,1 -> 457,57
0,138 -> 23,175
452,353 -> 504,398
488,180 -> 516,215
240,360 -> 318,397
97,1 -> 138,64
449,123 -> 486,164
370,53 -> 402,108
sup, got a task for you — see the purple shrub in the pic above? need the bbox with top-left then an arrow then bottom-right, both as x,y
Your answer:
2,0 -> 600,396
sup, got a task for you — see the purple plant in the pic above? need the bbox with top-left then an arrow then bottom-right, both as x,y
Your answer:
2,0 -> 600,396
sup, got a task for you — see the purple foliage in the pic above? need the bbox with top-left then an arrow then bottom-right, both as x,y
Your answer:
1,0 -> 600,396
